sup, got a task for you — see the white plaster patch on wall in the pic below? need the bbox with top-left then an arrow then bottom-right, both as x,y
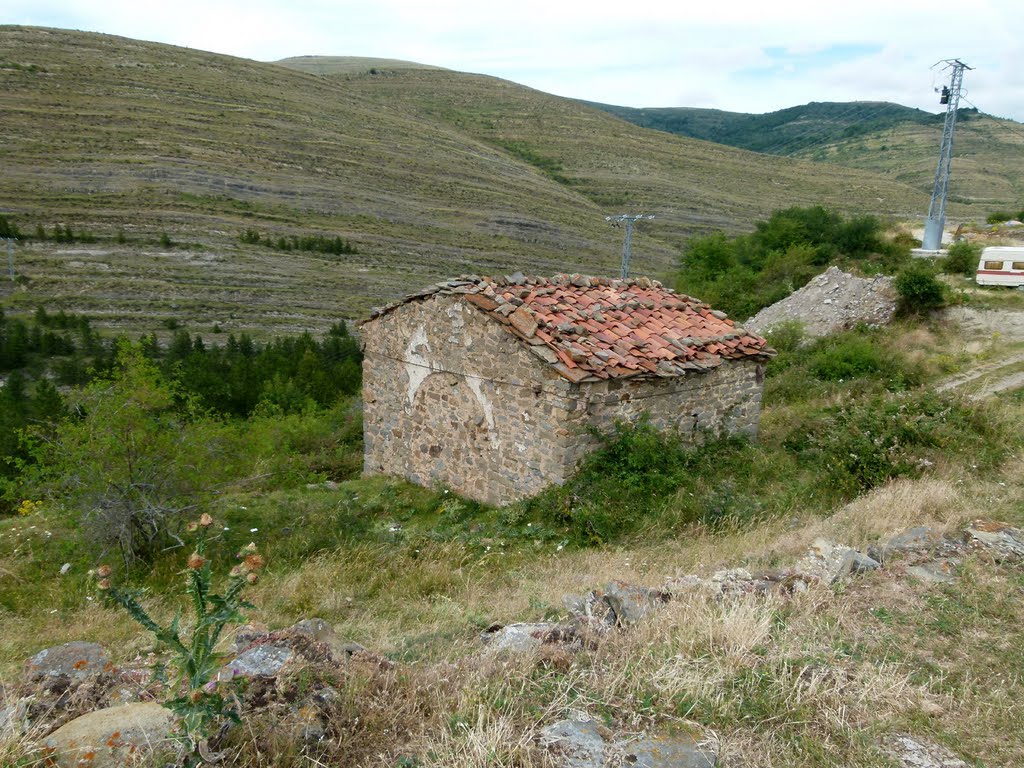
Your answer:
404,325 -> 433,405
465,376 -> 498,448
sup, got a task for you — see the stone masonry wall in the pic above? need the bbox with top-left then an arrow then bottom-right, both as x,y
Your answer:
563,359 -> 766,471
363,296 -> 767,505
362,295 -> 583,506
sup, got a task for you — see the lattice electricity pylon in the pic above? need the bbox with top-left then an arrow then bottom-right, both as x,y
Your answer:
922,59 -> 972,250
606,214 -> 654,278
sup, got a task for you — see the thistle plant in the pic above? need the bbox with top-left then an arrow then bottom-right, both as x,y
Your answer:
96,514 -> 265,765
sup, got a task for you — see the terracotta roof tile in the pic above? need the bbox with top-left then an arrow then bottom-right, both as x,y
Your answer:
365,273 -> 775,382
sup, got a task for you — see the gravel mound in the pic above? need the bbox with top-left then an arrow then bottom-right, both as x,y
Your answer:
746,266 -> 896,338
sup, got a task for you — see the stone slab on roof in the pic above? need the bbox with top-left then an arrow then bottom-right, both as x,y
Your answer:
365,273 -> 774,382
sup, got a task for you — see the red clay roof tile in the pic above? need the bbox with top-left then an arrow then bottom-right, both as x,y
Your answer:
366,273 -> 775,382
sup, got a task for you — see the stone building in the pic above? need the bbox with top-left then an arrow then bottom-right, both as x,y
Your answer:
360,273 -> 774,505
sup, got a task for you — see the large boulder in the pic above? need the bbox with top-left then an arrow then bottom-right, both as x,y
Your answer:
42,702 -> 176,768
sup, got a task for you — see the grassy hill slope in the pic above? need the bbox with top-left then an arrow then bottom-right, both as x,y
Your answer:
0,28 -> 941,336
590,100 -> 1024,210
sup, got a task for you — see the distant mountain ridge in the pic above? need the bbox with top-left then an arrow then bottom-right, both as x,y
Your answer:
587,100 -> 1023,207
583,100 -> 954,155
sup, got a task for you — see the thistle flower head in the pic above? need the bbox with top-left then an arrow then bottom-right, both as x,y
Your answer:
243,554 -> 265,572
246,572 -> 259,585
186,552 -> 206,570
96,564 -> 112,579
97,578 -> 111,591
199,513 -> 214,528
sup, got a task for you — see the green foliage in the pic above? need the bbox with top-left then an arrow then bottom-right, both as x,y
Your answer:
99,520 -> 263,765
33,343 -> 244,561
798,391 -> 1010,496
942,240 -> 981,277
159,231 -> 175,248
895,261 -> 946,314
238,228 -> 357,255
677,206 -> 908,319
0,216 -> 21,239
763,320 -> 805,354
986,210 -> 1013,224
809,336 -> 899,382
494,141 -> 574,185
526,419 -> 757,544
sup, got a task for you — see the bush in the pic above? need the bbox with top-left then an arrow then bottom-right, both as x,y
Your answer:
810,336 -> 889,381
764,320 -> 806,354
34,343 -> 245,562
986,211 -> 1013,225
895,261 -> 946,314
805,391 -> 1014,496
942,240 -> 981,277
0,216 -> 20,239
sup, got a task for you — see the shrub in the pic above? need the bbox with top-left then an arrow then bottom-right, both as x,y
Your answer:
0,216 -> 20,239
986,211 -> 1013,225
34,342 -> 244,562
942,240 -> 981,277
763,320 -> 806,354
810,336 -> 889,380
894,262 -> 946,314
805,391 -> 1014,496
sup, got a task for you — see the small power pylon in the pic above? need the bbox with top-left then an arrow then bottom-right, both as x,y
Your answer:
922,59 -> 972,251
605,213 -> 654,279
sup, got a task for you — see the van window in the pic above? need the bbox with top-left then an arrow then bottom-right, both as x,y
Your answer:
984,260 -> 1005,270
1013,262 -> 1024,271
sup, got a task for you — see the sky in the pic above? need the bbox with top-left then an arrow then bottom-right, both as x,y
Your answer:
7,0 -> 1024,122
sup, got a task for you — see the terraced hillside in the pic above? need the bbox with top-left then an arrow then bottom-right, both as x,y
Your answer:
1,27 -> 938,336
592,101 -> 1024,211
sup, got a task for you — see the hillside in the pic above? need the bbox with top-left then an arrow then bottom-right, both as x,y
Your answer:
590,100 -> 1024,209
0,27 -> 952,337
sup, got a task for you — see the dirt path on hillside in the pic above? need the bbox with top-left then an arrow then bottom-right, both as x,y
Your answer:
939,307 -> 1024,398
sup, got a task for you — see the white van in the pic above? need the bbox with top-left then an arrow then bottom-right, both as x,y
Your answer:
976,247 -> 1024,288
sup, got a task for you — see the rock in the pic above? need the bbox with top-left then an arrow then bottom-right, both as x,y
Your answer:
964,520 -> 1024,562
290,617 -> 338,644
794,539 -> 880,584
538,719 -> 606,768
562,594 -> 587,617
223,644 -> 293,679
705,568 -> 757,597
481,622 -> 579,653
26,642 -> 111,684
906,560 -> 958,584
871,526 -> 944,564
621,730 -> 718,767
603,580 -> 670,626
561,590 -> 616,630
482,623 -> 551,652
230,624 -> 270,653
885,734 -> 969,767
42,702 -> 176,768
